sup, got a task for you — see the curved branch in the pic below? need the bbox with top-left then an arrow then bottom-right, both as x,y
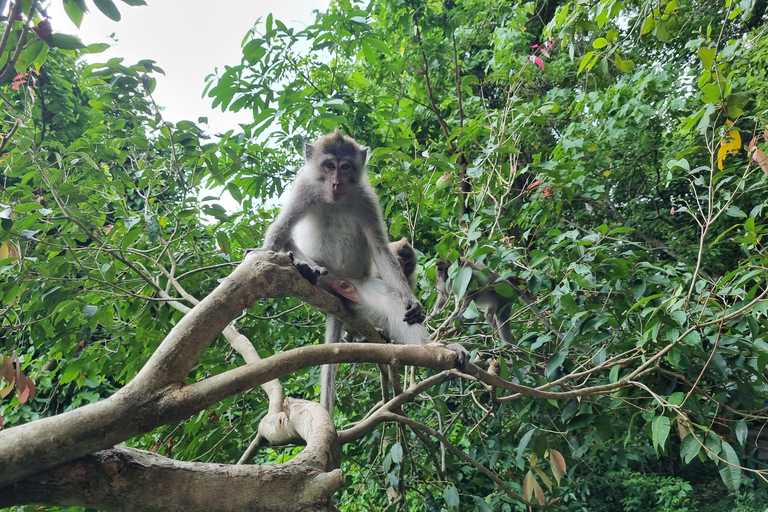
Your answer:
0,399 -> 343,512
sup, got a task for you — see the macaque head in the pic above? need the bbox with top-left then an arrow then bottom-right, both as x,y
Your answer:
391,238 -> 417,280
320,276 -> 361,304
435,258 -> 448,277
305,128 -> 369,202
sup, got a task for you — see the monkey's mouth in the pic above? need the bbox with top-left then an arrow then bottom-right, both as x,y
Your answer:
331,192 -> 345,201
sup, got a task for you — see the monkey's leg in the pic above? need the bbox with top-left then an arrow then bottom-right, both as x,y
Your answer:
320,314 -> 343,414
493,303 -> 516,345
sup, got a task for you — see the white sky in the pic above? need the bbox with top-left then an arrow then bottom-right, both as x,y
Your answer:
47,0 -> 330,134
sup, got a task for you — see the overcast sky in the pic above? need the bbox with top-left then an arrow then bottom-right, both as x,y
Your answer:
47,0 -> 330,134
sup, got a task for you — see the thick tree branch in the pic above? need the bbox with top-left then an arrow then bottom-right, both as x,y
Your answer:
0,399 -> 343,512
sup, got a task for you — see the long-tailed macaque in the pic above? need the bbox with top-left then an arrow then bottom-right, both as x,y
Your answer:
432,259 -> 516,345
388,238 -> 417,289
340,238 -> 417,343
258,129 -> 469,413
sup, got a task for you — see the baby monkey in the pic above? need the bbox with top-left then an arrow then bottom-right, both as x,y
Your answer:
326,238 -> 419,343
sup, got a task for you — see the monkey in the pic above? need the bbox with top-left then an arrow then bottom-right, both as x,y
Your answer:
255,129 -> 469,414
388,238 -> 417,289
341,238 -> 417,343
319,272 -> 427,346
428,258 -> 450,321
432,258 -> 516,345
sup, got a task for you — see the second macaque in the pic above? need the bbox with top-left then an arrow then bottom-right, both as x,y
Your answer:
431,259 -> 516,345
325,238 -> 418,343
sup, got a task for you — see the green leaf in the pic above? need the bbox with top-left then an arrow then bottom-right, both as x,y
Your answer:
718,441 -> 742,491
360,40 -> 376,65
443,485 -> 460,512
225,182 -> 242,203
670,310 -> 687,326
559,294 -> 578,315
14,202 -> 44,213
527,274 -> 541,297
651,415 -> 670,454
697,47 -> 716,69
94,0 -> 121,21
701,83 -> 721,104
493,281 -> 517,299
472,497 -> 493,512
655,20 -> 671,42
83,305 -> 98,319
49,33 -> 86,50
546,351 -> 566,379
681,433 -> 701,463
631,279 -> 646,300
120,0 -> 147,5
681,330 -> 701,348
578,51 -> 594,75
147,217 -> 160,243
725,92 -> 752,118
568,414 -> 596,430
390,442 -> 403,464
734,421 -> 748,447
19,40 -> 45,71
453,266 -> 473,299
365,37 -> 390,54
725,205 -> 747,218
666,158 -> 690,171
83,43 -> 111,54
516,427 -> 536,469
63,0 -> 86,27
592,37 -> 608,48
642,17 -> 655,34
668,392 -> 685,406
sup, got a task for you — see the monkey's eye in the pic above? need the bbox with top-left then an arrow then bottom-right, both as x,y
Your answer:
340,163 -> 351,170
323,161 -> 336,171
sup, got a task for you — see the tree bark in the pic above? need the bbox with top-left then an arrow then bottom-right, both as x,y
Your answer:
0,399 -> 343,512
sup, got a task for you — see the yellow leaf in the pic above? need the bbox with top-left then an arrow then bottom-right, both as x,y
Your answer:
523,470 -> 534,501
717,129 -> 741,169
717,144 -> 728,170
0,241 -> 19,261
603,170 -> 611,177
722,129 -> 742,153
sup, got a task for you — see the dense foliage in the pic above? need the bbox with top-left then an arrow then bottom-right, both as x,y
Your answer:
2,0 -> 768,510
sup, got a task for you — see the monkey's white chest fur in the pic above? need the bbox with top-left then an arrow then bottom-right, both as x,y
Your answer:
293,208 -> 372,278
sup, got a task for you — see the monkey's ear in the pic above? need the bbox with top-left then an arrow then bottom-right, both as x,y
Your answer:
304,143 -> 314,161
360,146 -> 369,163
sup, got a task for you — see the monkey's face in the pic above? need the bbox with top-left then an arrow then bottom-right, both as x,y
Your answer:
319,275 -> 361,303
305,129 -> 368,202
320,157 -> 357,202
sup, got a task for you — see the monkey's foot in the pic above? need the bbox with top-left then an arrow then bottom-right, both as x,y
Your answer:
403,299 -> 425,324
445,343 -> 470,371
343,328 -> 391,343
288,252 -> 327,285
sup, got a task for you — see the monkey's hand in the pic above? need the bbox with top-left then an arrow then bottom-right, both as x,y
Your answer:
445,343 -> 470,371
403,299 -> 425,324
289,253 -> 327,285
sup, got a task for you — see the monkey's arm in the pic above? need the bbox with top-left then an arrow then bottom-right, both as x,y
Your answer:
257,191 -> 328,285
363,226 -> 424,324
